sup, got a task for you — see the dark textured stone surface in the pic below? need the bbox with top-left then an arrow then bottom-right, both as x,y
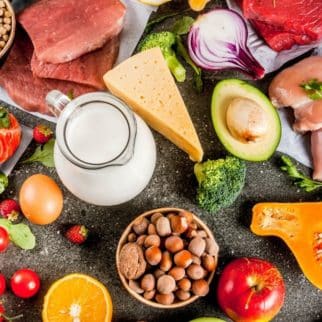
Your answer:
0,1 -> 321,321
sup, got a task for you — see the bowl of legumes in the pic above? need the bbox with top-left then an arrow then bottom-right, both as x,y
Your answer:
0,0 -> 15,59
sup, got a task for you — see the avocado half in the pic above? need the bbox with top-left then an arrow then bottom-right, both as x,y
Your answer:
211,79 -> 281,162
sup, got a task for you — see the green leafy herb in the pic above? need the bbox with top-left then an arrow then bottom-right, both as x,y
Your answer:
66,89 -> 74,100
300,79 -> 322,100
172,16 -> 195,35
176,36 -> 203,93
23,139 -> 55,168
0,219 -> 36,250
280,155 -> 322,192
145,9 -> 191,34
0,107 -> 10,129
0,172 -> 8,194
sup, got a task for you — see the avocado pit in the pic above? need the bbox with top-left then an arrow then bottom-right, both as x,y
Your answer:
226,97 -> 268,143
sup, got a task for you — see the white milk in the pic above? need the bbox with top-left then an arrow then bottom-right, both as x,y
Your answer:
65,103 -> 129,164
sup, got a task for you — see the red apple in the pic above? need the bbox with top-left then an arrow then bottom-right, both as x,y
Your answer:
217,257 -> 285,322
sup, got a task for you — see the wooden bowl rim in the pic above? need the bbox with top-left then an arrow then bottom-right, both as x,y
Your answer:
116,207 -> 217,309
0,0 -> 16,59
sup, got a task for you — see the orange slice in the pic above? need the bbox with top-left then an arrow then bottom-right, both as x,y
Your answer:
42,273 -> 113,322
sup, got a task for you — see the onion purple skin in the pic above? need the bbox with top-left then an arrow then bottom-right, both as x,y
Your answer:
188,9 -> 265,80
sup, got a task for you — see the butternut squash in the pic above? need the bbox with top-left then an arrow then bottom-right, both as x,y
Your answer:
251,202 -> 322,290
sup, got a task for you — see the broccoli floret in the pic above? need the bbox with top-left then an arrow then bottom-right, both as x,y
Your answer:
194,156 -> 246,213
138,31 -> 186,82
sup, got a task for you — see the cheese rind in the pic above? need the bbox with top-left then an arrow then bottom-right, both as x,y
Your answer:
103,48 -> 203,162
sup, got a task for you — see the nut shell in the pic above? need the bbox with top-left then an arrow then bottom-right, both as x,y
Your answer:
188,237 -> 206,257
157,275 -> 176,294
141,274 -> 155,291
169,267 -> 185,281
174,250 -> 193,268
202,254 -> 217,272
155,293 -> 174,305
165,236 -> 184,253
156,217 -> 171,237
170,216 -> 188,234
177,278 -> 191,291
133,217 -> 149,235
119,243 -> 147,280
144,234 -> 161,248
175,289 -> 191,301
160,251 -> 172,272
145,246 -> 162,266
191,279 -> 209,297
187,264 -> 205,280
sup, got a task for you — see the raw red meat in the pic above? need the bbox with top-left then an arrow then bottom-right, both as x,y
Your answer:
0,30 -> 94,115
240,0 -> 322,51
31,36 -> 120,90
19,0 -> 126,64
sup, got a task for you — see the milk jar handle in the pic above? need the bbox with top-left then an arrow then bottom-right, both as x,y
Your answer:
46,90 -> 71,117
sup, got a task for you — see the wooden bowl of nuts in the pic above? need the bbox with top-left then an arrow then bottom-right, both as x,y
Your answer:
0,0 -> 15,60
116,208 -> 219,309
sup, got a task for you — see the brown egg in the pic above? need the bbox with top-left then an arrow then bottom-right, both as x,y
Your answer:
19,174 -> 63,225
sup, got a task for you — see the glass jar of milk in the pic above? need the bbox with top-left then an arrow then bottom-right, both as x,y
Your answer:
46,90 -> 156,206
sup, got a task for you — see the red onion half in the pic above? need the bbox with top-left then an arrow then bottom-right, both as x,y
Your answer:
188,9 -> 265,79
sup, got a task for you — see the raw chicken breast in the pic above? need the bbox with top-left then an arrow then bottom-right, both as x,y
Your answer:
269,56 -> 322,109
311,129 -> 322,181
294,100 -> 322,132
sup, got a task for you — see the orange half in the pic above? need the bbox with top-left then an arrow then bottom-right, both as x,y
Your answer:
42,274 -> 113,322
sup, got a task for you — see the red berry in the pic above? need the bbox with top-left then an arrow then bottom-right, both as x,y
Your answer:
65,225 -> 88,245
33,125 -> 53,144
0,302 -> 23,321
0,199 -> 20,222
0,227 -> 9,253
0,274 -> 5,296
0,303 -> 4,322
11,269 -> 40,299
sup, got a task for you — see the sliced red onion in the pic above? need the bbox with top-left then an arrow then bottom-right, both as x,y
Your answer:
188,9 -> 265,79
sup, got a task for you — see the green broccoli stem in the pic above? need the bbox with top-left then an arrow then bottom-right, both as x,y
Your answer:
165,56 -> 186,82
194,163 -> 204,185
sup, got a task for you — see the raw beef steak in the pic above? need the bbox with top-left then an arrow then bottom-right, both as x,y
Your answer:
31,36 -> 120,90
240,0 -> 322,51
0,30 -> 94,115
19,0 -> 126,63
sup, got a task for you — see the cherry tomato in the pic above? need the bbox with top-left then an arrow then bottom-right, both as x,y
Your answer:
11,269 -> 40,299
0,227 -> 9,253
0,274 -> 5,296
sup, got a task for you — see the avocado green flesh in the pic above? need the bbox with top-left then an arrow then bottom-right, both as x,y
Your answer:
189,318 -> 226,322
211,79 -> 281,162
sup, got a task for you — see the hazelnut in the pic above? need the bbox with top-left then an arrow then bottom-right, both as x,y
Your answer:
188,237 -> 206,257
168,267 -> 185,281
191,255 -> 201,265
143,289 -> 156,300
189,222 -> 198,230
187,264 -> 205,280
155,293 -> 174,305
185,227 -> 197,239
157,275 -> 176,294
166,212 -> 177,220
133,217 -> 149,235
156,217 -> 171,237
136,235 -> 147,246
147,223 -> 156,235
175,289 -> 191,301
129,280 -> 144,294
127,233 -> 137,242
151,212 -> 163,224
165,236 -> 184,253
145,246 -> 162,266
174,250 -> 193,268
177,278 -> 191,291
160,251 -> 172,272
170,216 -> 188,234
141,274 -> 155,291
191,279 -> 209,297
179,211 -> 194,224
144,234 -> 161,248
154,268 -> 165,279
119,243 -> 146,280
205,238 -> 219,257
202,254 -> 217,272
196,230 -> 208,238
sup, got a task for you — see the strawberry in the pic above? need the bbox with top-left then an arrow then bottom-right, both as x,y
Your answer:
0,199 -> 20,222
65,225 -> 88,245
33,125 -> 53,144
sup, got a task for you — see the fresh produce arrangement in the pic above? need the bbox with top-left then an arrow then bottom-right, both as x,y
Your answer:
0,0 -> 321,321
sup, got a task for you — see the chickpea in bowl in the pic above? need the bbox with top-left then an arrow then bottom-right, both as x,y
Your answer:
116,208 -> 219,309
0,0 -> 15,60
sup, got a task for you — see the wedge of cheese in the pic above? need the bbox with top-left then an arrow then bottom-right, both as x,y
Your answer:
103,47 -> 204,162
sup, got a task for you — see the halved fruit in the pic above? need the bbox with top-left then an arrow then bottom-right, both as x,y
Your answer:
138,0 -> 171,5
42,273 -> 113,322
211,79 -> 281,161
